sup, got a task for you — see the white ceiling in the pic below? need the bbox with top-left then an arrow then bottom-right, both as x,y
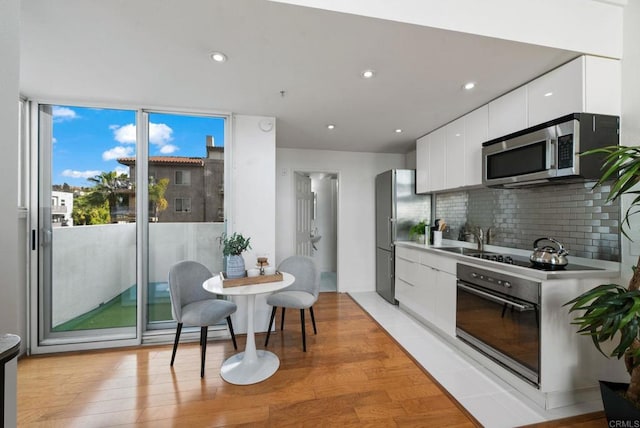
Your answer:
19,0 -> 580,154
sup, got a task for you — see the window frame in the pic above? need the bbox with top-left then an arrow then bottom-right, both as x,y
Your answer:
174,197 -> 192,213
174,170 -> 191,186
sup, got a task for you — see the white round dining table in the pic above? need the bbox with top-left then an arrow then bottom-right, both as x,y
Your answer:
202,272 -> 294,385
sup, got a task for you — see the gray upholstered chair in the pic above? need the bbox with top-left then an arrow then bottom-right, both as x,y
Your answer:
168,260 -> 237,377
264,256 -> 319,352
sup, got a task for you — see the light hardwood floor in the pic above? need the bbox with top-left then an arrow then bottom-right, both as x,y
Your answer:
17,293 -> 605,427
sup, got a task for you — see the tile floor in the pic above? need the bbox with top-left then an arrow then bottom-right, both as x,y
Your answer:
349,291 -> 603,428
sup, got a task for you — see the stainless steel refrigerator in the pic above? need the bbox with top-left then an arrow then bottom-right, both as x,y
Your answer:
375,169 -> 431,304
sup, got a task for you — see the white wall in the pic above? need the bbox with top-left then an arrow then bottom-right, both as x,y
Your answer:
405,150 -> 416,169
276,148 -> 406,293
619,0 -> 640,297
272,0 -> 624,58
601,0 -> 640,383
0,0 -> 21,344
0,2 -> 21,423
229,115 -> 276,333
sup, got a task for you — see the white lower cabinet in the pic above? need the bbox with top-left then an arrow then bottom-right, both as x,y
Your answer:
394,277 -> 415,309
434,269 -> 456,336
394,247 -> 456,337
395,247 -> 423,315
418,264 -> 437,322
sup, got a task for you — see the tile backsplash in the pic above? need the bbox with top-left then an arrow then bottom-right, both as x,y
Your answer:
434,181 -> 620,261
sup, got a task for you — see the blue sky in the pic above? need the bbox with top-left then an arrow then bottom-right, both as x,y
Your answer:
52,105 -> 225,186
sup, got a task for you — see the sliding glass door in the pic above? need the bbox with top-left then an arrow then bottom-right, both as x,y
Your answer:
37,105 -> 139,347
33,103 -> 227,351
143,111 -> 227,331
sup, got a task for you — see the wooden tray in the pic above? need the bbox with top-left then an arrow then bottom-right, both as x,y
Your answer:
221,271 -> 283,288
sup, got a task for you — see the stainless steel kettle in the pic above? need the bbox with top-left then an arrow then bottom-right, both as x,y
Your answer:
530,237 -> 569,268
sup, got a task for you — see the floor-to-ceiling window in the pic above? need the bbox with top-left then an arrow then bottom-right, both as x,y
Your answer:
143,111 -> 227,332
31,103 -> 227,352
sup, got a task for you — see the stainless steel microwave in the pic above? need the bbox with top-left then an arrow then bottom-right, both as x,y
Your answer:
482,113 -> 619,188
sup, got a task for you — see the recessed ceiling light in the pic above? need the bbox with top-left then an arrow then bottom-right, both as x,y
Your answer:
463,82 -> 475,90
327,124 -> 336,130
361,69 -> 376,79
395,129 -> 403,133
209,52 -> 227,63
544,92 -> 553,97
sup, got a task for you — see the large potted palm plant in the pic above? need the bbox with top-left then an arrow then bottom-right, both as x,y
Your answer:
565,145 -> 640,422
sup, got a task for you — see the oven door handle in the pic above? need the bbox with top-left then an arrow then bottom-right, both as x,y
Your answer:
457,283 -> 534,311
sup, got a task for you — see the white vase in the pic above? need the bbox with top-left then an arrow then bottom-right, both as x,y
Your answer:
226,254 -> 246,278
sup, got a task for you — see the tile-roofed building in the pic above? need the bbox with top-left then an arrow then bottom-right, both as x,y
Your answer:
117,148 -> 224,223
118,156 -> 205,166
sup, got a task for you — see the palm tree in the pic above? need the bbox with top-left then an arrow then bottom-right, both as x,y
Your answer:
86,171 -> 131,222
149,177 -> 169,222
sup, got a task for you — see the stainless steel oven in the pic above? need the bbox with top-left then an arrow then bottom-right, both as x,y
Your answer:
456,263 -> 541,387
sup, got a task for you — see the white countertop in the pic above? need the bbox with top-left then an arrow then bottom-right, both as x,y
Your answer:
395,239 -> 621,281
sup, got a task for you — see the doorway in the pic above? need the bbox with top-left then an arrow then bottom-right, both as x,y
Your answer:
294,171 -> 338,292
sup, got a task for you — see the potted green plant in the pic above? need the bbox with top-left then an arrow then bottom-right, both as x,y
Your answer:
565,145 -> 640,422
409,220 -> 428,244
219,232 -> 252,278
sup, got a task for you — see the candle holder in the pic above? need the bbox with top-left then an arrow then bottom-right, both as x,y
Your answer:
257,257 -> 268,275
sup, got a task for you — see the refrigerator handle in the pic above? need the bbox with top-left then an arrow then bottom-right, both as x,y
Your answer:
390,253 -> 394,279
388,217 -> 395,246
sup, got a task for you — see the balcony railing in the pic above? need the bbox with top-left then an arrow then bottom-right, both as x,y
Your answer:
51,222 -> 225,329
51,205 -> 68,215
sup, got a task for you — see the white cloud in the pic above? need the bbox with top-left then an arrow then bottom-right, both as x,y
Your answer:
102,146 -> 134,161
159,144 -> 178,154
110,122 -> 174,147
112,123 -> 136,144
52,106 -> 79,122
149,123 -> 173,146
61,169 -> 101,179
52,137 -> 58,144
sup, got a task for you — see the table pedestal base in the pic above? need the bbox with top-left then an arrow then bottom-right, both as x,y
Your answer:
220,350 -> 280,385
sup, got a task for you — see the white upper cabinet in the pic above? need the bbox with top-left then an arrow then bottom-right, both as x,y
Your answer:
445,117 -> 465,189
416,134 -> 430,194
528,56 -> 621,127
528,56 -> 583,126
583,55 -> 621,116
464,105 -> 488,187
429,127 -> 446,191
417,107 -> 487,192
488,86 -> 527,140
415,55 -> 620,193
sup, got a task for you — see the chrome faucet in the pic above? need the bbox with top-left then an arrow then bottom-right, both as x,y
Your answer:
485,227 -> 493,245
472,228 -> 484,252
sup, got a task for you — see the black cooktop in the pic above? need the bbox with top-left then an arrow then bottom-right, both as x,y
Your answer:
471,252 -> 604,271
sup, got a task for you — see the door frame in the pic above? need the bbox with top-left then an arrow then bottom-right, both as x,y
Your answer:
292,170 -> 340,292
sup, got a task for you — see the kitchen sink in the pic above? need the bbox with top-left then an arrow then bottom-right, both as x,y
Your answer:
436,247 -> 500,257
436,247 -> 480,256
